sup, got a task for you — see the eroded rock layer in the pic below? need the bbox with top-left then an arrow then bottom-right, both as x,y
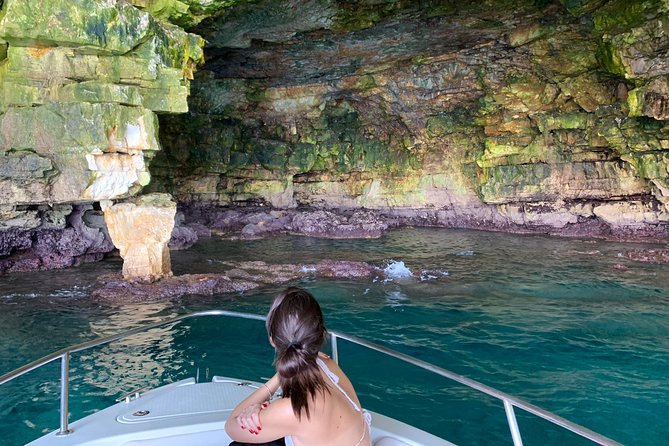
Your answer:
0,0 -> 205,271
0,0 -> 204,207
152,0 -> 669,237
102,193 -> 176,282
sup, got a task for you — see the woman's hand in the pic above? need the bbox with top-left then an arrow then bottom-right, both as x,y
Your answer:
235,401 -> 269,435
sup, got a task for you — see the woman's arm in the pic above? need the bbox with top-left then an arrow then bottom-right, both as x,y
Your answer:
225,374 -> 298,443
225,398 -> 296,443
229,374 -> 280,421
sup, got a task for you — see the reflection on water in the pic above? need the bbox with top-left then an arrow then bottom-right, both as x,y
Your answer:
384,288 -> 410,308
80,302 -> 181,398
1,228 -> 669,445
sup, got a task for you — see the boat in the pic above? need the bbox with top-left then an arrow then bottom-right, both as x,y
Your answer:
1,310 -> 623,446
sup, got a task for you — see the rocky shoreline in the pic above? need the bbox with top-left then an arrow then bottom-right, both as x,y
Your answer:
0,204 -> 113,274
2,203 -> 669,276
178,204 -> 669,245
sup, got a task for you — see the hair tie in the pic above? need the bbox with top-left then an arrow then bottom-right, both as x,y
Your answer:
289,342 -> 303,350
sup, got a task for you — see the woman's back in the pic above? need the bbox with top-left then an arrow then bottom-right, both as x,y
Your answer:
286,354 -> 371,446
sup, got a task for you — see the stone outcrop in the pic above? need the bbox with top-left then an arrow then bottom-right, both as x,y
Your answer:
180,205 -> 391,239
0,204 -> 114,273
102,193 -> 177,282
150,0 -> 669,239
128,0 -> 246,29
0,0 -> 204,206
0,0 -> 205,273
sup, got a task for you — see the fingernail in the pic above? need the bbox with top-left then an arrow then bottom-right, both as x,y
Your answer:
240,426 -> 245,429
257,426 -> 262,430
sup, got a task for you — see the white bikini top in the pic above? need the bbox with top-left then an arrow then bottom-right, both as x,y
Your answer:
316,357 -> 372,446
285,358 -> 371,446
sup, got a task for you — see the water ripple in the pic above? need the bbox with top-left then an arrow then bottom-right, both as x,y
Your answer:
1,228 -> 668,445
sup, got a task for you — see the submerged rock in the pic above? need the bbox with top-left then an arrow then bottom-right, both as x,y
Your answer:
625,248 -> 669,264
93,273 -> 260,300
314,259 -> 380,278
92,259 -> 381,300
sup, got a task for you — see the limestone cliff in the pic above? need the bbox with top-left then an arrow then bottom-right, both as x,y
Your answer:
0,0 -> 204,206
151,0 -> 669,237
0,0 -> 204,272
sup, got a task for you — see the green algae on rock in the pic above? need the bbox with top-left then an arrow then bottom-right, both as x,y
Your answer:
148,0 -> 669,237
2,0 -> 669,258
0,0 -> 204,208
0,102 -> 161,204
130,0 -> 248,29
0,0 -> 151,53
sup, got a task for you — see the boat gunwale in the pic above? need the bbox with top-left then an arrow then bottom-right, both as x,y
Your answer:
0,309 -> 623,446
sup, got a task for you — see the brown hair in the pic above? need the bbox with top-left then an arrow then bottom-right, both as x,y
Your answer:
266,287 -> 329,419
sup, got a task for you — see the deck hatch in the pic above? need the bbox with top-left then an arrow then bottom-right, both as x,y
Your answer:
117,381 -> 253,424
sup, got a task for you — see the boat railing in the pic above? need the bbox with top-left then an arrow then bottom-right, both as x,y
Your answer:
0,310 -> 623,446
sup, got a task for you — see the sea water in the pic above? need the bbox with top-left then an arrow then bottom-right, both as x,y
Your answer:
1,228 -> 668,445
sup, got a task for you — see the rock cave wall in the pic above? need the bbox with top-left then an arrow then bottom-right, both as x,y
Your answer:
0,0 -> 207,272
151,0 -> 669,237
1,0 -> 669,273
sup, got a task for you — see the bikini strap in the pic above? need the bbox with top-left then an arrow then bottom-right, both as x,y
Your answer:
316,357 -> 361,412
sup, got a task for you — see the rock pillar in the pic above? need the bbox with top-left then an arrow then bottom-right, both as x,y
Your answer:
102,193 -> 176,282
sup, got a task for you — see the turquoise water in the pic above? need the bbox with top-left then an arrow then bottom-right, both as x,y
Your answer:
1,228 -> 668,445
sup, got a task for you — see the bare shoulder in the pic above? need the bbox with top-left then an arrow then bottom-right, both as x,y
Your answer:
260,397 -> 303,433
265,396 -> 296,419
317,352 -> 361,400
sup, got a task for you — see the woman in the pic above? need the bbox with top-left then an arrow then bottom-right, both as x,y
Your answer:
225,287 -> 372,446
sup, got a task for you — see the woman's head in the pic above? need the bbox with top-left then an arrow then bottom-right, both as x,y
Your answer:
266,287 -> 328,419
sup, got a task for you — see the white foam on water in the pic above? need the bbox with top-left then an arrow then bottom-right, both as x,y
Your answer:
300,266 -> 317,273
384,260 -> 413,280
419,271 -> 438,281
419,269 -> 450,281
456,250 -> 475,256
49,286 -> 91,299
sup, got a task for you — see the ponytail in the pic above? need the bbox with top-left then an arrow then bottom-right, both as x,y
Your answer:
267,287 -> 329,419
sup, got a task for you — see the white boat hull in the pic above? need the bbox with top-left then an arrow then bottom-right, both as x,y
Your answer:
27,377 -> 455,446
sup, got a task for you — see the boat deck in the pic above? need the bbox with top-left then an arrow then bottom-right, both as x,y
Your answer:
28,378 -> 455,446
